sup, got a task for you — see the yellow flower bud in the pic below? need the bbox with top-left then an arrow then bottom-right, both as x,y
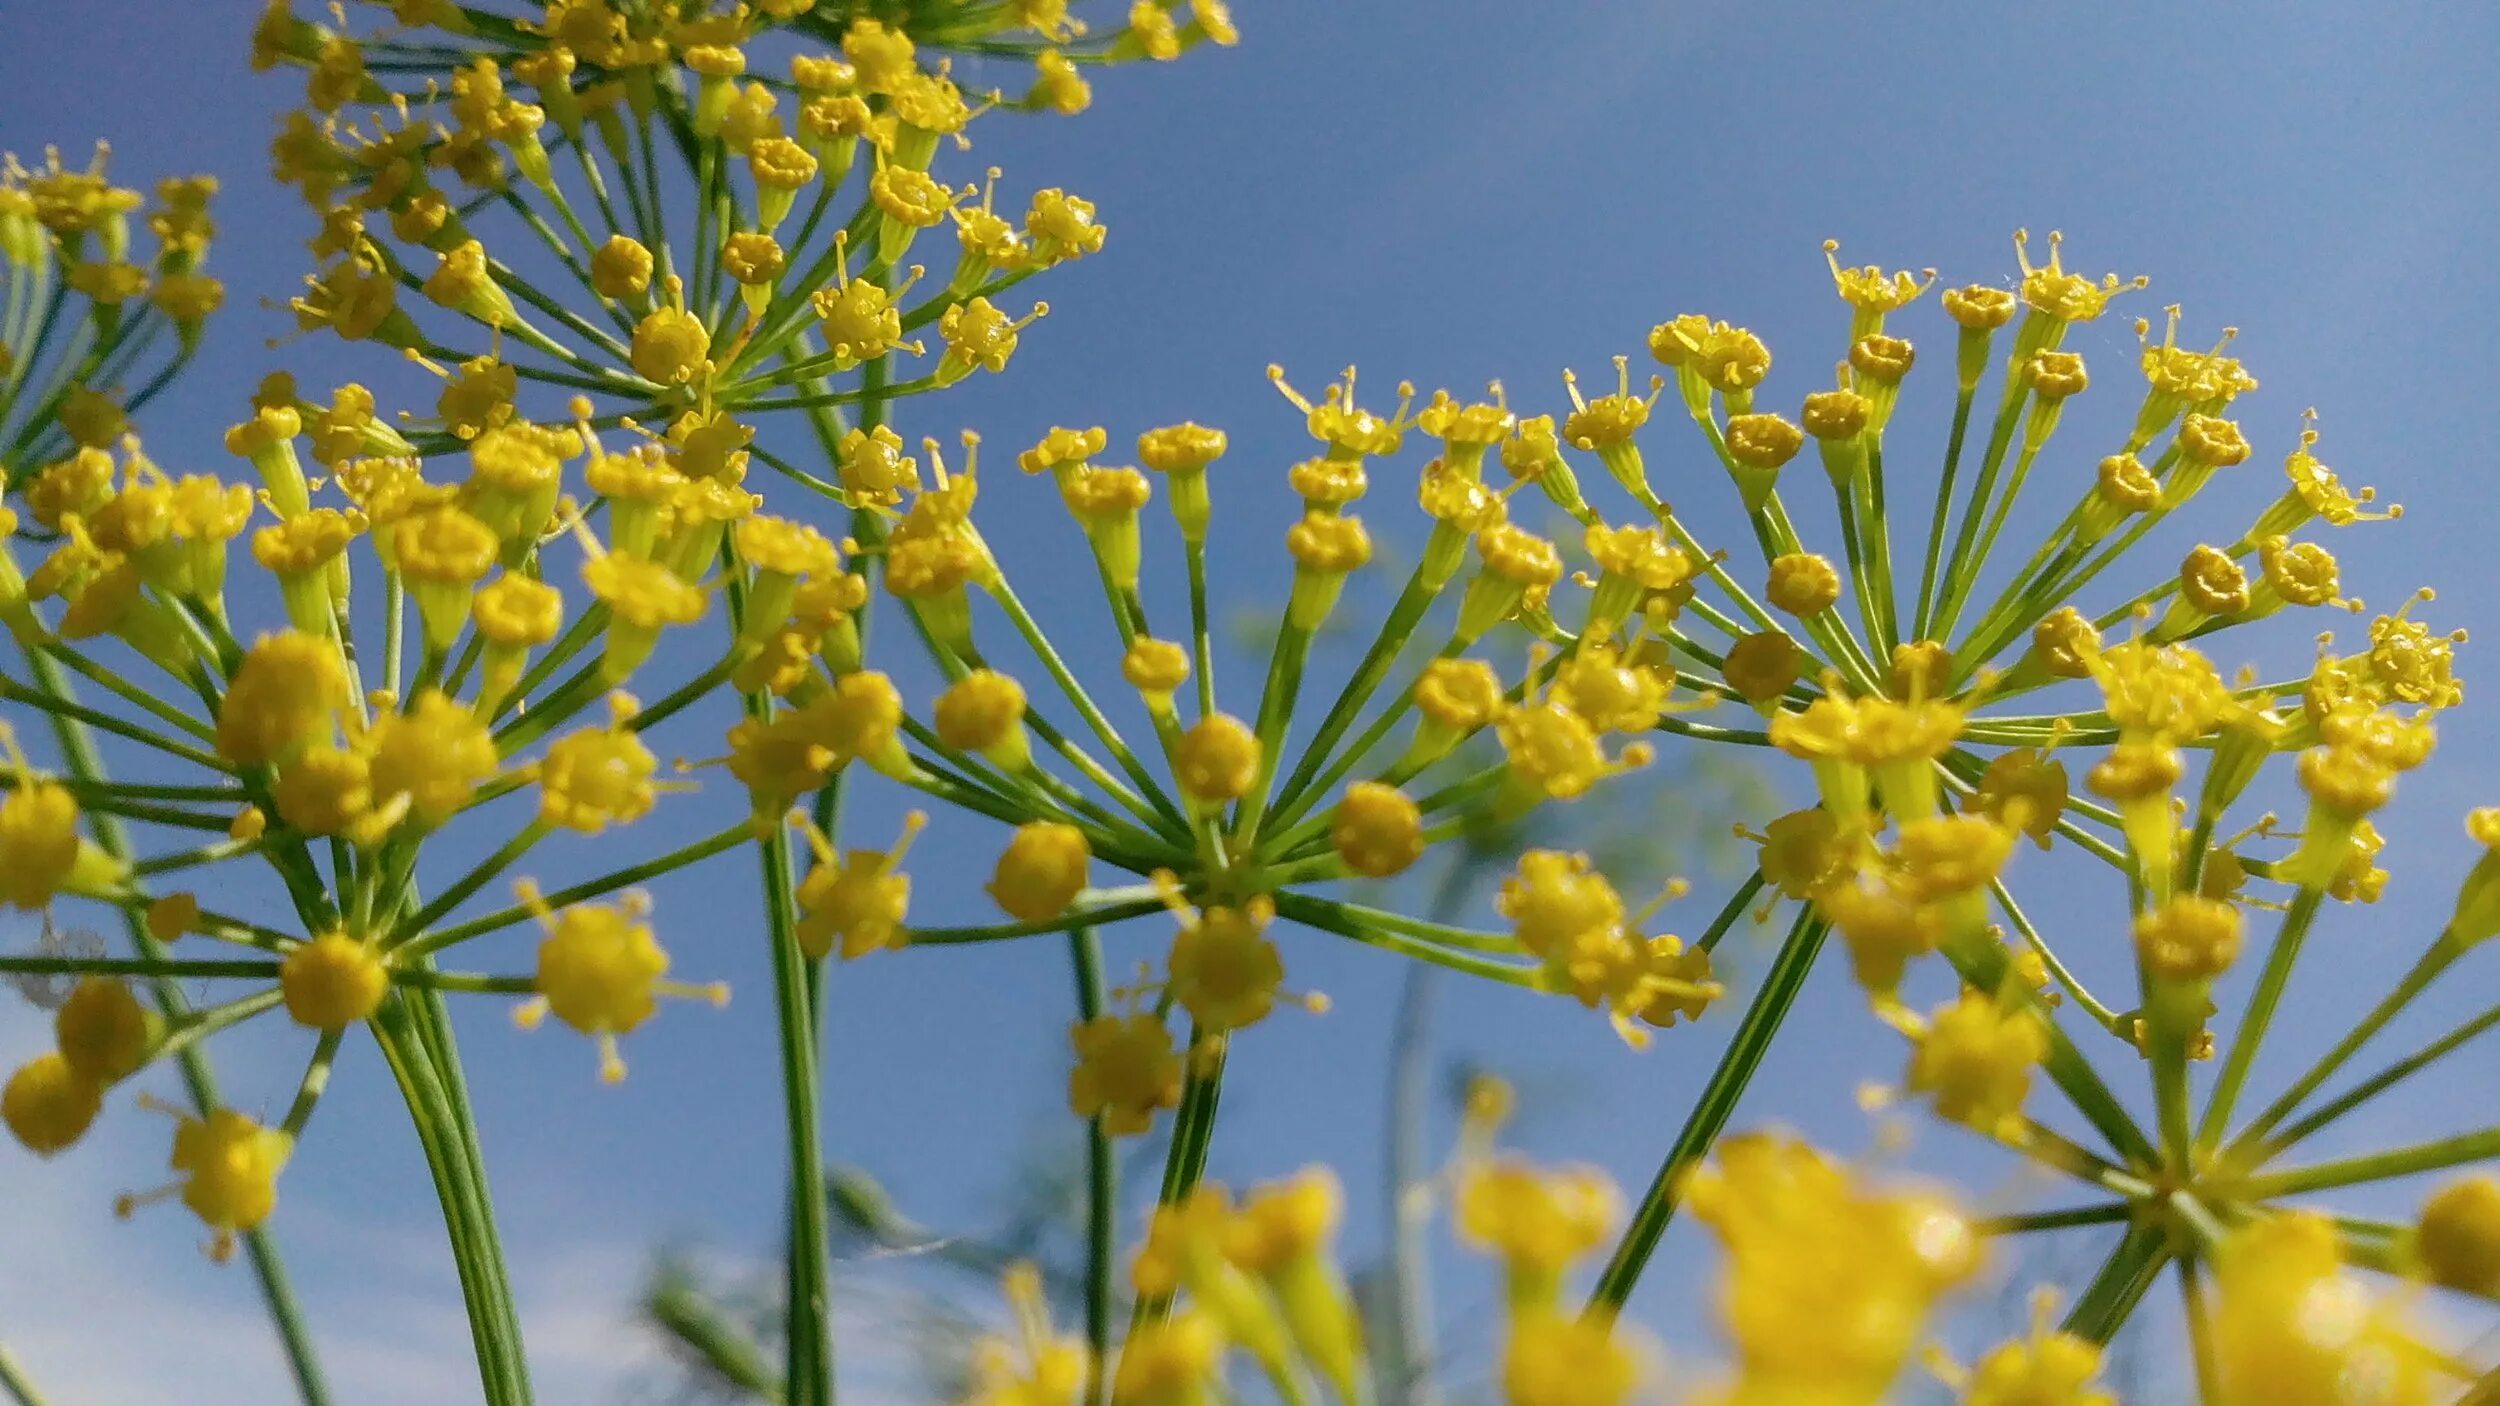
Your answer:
56,977 -> 153,1084
1331,782 -> 1423,878
1173,713 -> 1259,804
988,821 -> 1091,923
280,931 -> 389,1030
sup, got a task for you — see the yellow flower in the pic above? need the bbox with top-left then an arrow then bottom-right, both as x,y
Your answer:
1068,1010 -> 1183,1137
1685,1132 -> 1978,1404
513,883 -> 725,1082
2213,1213 -> 2433,1406
216,631 -> 349,767
1456,1157 -> 1618,1299
138,1106 -> 294,1261
1819,875 -> 1943,998
935,669 -> 1031,768
1502,1312 -> 1644,1406
1497,850 -> 1624,961
2133,894 -> 2243,984
1172,713 -> 1259,805
394,503 -> 500,648
631,302 -> 711,385
537,693 -> 662,833
364,691 -> 499,830
793,811 -> 924,960
2012,229 -> 2144,324
1026,188 -> 1105,265
2415,1175 -> 2500,1297
1960,1315 -> 2114,1406
1905,990 -> 2045,1135
589,234 -> 654,298
1165,891 -> 1287,1032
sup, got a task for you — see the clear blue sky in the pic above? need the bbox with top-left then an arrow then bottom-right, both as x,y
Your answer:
3,3 -> 2498,1401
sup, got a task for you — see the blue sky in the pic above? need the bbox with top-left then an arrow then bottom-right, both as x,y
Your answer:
4,2 -> 2500,1401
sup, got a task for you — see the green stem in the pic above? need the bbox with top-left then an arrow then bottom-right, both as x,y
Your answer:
1273,893 -> 1541,985
1133,1033 -> 1227,1331
759,812 -> 835,1406
2229,930 -> 2462,1155
368,996 -> 532,1403
2196,889 -> 2325,1151
2179,1258 -> 2221,1404
1068,927 -> 1116,1406
1928,384 -> 2030,642
2241,1126 -> 2500,1199
1585,912 -> 1829,1309
1977,1203 -> 2135,1236
0,1344 -> 48,1406
280,1031 -> 346,1137
906,900 -> 1165,946
2251,1001 -> 2500,1162
401,821 -> 752,956
2061,1225 -> 2170,1344
1911,386 -> 1978,641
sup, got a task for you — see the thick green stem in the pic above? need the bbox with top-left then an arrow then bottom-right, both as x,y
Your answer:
759,813 -> 835,1406
2061,1225 -> 2170,1344
369,996 -> 533,1403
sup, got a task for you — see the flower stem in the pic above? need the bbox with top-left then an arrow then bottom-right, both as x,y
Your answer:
2062,1224 -> 2170,1344
1585,912 -> 1829,1310
2242,1125 -> 2500,1199
2248,999 -> 2500,1162
1068,927 -> 1117,1406
2197,888 -> 2325,1151
0,1343 -> 49,1406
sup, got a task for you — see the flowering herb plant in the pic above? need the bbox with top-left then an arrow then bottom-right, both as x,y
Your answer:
0,3 -> 2494,1404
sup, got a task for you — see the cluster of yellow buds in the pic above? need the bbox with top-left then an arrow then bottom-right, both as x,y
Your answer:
251,0 -> 1237,486
1,145 -> 222,487
0,375 -> 745,1256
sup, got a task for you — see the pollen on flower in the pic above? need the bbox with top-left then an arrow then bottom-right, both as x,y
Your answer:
2133,894 -> 2243,984
934,669 -> 1029,763
2012,229 -> 2145,324
1159,879 -> 1297,1033
363,691 -> 499,830
1904,990 -> 2046,1135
